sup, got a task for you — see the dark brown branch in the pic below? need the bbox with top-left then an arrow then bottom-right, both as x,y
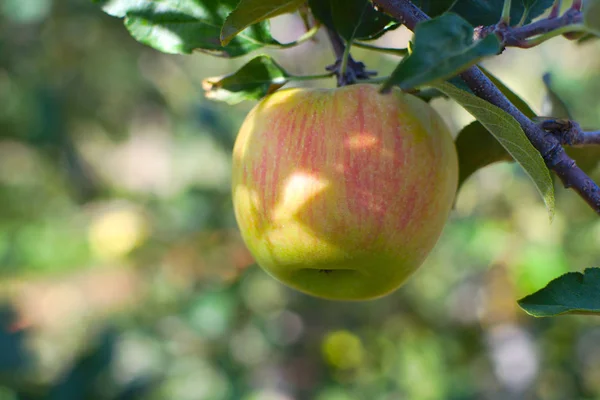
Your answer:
500,8 -> 582,47
549,0 -> 562,18
580,132 -> 600,145
325,26 -> 345,60
507,9 -> 581,39
374,0 -> 429,26
372,0 -> 600,215
473,7 -> 583,48
540,120 -> 600,146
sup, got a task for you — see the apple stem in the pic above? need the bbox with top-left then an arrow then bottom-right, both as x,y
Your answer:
339,39 -> 352,79
325,27 -> 378,87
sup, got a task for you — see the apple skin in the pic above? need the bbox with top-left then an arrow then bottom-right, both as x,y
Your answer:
232,84 -> 458,300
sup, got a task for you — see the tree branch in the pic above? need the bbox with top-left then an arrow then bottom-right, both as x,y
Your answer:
474,7 -> 583,48
372,0 -> 600,215
580,132 -> 600,145
549,0 -> 562,18
325,26 -> 345,60
540,120 -> 600,146
508,8 -> 582,39
499,8 -> 583,47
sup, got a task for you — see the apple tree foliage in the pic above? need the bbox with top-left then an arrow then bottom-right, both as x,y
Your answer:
94,0 -> 600,317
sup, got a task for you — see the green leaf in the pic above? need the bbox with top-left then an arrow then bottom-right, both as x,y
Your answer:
576,33 -> 600,44
307,0 -> 334,30
221,0 -> 305,46
382,13 -> 501,91
583,0 -> 600,36
455,121 -> 513,190
450,0 -> 554,26
447,76 -> 474,94
520,0 -> 551,25
453,68 -> 541,190
94,0 -> 278,56
308,0 -> 400,41
518,268 -> 600,317
434,81 -> 555,219
202,55 -> 290,104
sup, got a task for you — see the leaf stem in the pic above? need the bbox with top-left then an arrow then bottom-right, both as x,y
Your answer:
287,72 -> 336,81
500,0 -> 512,25
517,6 -> 532,26
518,23 -> 587,48
353,41 -> 408,56
274,24 -> 321,49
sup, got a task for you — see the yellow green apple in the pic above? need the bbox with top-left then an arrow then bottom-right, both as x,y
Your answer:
231,84 -> 458,300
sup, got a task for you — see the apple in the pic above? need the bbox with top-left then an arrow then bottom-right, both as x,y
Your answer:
231,84 -> 458,300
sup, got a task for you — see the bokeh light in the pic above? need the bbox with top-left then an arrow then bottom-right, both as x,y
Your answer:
0,1 -> 599,399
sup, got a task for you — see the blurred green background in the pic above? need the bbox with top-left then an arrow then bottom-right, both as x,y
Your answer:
1,1 -> 600,399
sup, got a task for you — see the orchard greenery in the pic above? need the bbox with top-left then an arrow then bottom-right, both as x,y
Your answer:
95,0 -> 600,316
